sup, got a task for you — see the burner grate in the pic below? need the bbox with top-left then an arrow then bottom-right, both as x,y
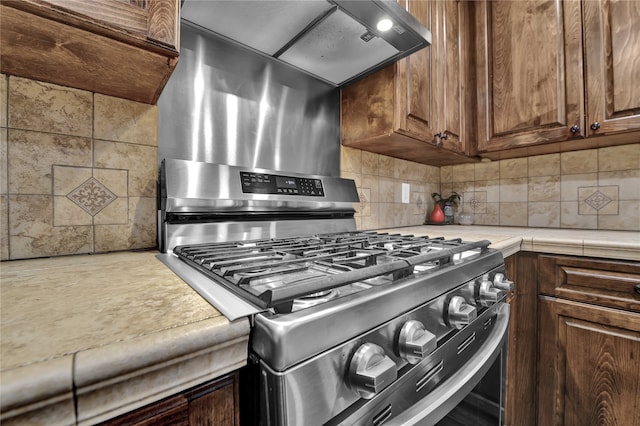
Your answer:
173,232 -> 490,311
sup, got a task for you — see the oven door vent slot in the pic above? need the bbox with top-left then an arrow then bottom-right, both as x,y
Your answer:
456,332 -> 477,354
416,360 -> 444,392
372,404 -> 393,426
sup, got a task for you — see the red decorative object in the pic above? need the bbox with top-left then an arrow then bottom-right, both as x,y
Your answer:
430,203 -> 445,223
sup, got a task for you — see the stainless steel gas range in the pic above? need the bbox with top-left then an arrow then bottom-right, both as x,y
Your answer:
157,159 -> 513,426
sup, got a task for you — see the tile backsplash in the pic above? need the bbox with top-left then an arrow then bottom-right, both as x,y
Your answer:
0,75 -> 158,260
1,74 -> 638,260
344,143 -> 639,232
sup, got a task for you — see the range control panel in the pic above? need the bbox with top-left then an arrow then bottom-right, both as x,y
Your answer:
240,172 -> 325,196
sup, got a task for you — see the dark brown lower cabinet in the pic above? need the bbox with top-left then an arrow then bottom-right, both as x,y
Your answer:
503,253 -> 640,426
102,372 -> 239,426
538,296 -> 640,425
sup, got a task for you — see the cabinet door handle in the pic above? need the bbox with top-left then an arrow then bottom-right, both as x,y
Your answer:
635,284 -> 640,295
590,122 -> 601,131
434,131 -> 448,140
570,125 -> 580,133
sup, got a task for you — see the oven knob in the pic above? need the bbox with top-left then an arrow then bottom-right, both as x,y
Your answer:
398,320 -> 437,364
348,343 -> 397,399
493,273 -> 514,292
478,276 -> 505,307
446,296 -> 477,329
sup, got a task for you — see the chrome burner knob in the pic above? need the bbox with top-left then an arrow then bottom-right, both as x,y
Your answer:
478,276 -> 505,307
398,320 -> 437,365
446,296 -> 477,329
348,343 -> 397,399
493,273 -> 514,292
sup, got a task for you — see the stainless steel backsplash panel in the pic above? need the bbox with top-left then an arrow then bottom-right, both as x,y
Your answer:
158,21 -> 342,177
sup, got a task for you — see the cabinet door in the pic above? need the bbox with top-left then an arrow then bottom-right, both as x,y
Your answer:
583,0 -> 640,136
38,0 -> 179,50
474,0 -> 584,152
395,0 -> 437,141
433,0 -> 468,154
538,296 -> 640,426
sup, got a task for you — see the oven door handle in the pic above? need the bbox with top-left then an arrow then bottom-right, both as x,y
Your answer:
385,302 -> 510,426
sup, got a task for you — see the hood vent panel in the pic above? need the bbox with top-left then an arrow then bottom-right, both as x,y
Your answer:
180,0 -> 431,87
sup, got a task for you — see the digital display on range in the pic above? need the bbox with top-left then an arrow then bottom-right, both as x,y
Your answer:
240,172 -> 324,196
276,176 -> 297,188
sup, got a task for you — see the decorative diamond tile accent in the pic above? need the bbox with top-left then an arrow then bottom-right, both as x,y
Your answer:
67,177 -> 116,216
584,190 -> 612,211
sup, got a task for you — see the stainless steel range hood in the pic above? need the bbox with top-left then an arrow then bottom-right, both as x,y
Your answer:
180,0 -> 432,87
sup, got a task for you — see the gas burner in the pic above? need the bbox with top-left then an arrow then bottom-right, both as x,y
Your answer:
292,289 -> 339,311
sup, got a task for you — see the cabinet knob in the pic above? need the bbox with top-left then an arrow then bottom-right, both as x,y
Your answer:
590,122 -> 601,131
570,125 -> 580,134
635,284 -> 640,295
434,131 -> 448,140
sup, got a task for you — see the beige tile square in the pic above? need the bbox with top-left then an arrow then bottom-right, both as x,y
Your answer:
500,178 -> 528,202
378,178 -> 396,203
560,173 -> 598,201
528,153 -> 560,177
528,202 -> 560,228
53,166 -> 92,196
463,191 -> 487,214
53,196 -> 93,226
424,165 -> 440,184
394,158 -> 410,179
0,73 -> 7,128
9,195 -> 93,259
361,203 -> 380,230
378,202 -> 396,228
94,94 -> 158,146
598,170 -> 640,201
578,186 -> 618,215
93,168 -> 128,197
528,176 -> 560,202
1,195 -> 7,260
361,175 -> 380,203
378,155 -> 394,177
598,144 -> 640,172
500,158 -> 528,178
94,197 -> 129,225
560,201 -> 597,229
361,151 -> 379,175
452,182 -> 473,196
475,161 -> 499,181
598,200 -> 640,231
474,202 -> 499,225
1,128 -> 7,195
561,149 -> 597,174
440,166 -> 453,184
8,76 -> 92,137
499,202 -> 528,226
475,180 -> 500,202
451,163 -> 475,182
341,146 -> 362,174
407,161 -> 424,181
94,197 -> 156,251
94,141 -> 157,197
8,130 -> 92,195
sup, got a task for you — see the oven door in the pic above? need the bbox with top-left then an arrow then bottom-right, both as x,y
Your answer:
385,303 -> 509,426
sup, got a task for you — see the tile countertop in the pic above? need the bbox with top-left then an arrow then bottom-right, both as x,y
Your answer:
0,227 -> 638,425
375,225 -> 640,261
0,251 -> 250,426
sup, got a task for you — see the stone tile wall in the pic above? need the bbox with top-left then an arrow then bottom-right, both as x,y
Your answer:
345,143 -> 639,232
341,146 -> 441,229
2,74 -> 638,260
440,144 -> 640,230
0,75 -> 158,260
